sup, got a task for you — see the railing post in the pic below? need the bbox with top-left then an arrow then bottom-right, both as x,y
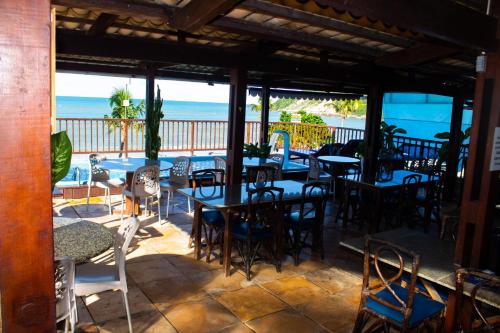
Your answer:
190,122 -> 195,155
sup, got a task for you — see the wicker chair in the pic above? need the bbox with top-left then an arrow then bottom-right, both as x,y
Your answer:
353,237 -> 445,332
55,257 -> 76,333
245,165 -> 278,189
160,156 -> 191,217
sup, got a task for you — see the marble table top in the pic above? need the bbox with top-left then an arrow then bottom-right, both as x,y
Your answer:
318,155 -> 360,164
53,217 -> 114,264
97,158 -> 173,173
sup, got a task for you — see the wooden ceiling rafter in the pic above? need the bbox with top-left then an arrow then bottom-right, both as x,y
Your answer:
169,0 -> 243,32
86,13 -> 117,36
375,44 -> 459,68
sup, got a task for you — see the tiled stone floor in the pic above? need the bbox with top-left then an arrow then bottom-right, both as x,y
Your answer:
53,194 -> 366,333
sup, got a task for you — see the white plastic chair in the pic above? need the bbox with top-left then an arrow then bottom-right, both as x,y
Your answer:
121,165 -> 161,223
87,153 -> 124,215
160,156 -> 191,217
55,256 -> 76,333
75,217 -> 140,333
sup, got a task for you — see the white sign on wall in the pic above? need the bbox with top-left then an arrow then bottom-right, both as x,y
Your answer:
490,127 -> 500,171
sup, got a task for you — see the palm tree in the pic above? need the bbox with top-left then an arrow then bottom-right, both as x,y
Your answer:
331,99 -> 362,127
250,98 -> 262,112
105,87 -> 144,157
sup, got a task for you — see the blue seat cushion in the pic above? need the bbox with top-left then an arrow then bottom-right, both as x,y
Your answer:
366,283 -> 444,328
201,209 -> 224,227
232,219 -> 273,241
285,211 -> 316,228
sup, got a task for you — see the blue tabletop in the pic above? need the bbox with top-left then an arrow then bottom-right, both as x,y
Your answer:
177,180 -> 320,208
339,170 -> 431,188
98,158 -> 173,173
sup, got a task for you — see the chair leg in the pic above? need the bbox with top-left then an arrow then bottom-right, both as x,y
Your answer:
166,191 -> 170,218
107,187 -> 112,215
157,193 -> 162,224
131,197 -> 136,218
352,311 -> 366,333
145,197 -> 148,216
121,193 -> 125,221
86,184 -> 91,209
206,226 -> 213,263
122,291 -> 133,333
187,197 -> 191,213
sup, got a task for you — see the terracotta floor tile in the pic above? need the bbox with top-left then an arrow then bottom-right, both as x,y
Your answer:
85,286 -> 156,323
214,285 -> 287,322
216,323 -> 255,333
190,269 -> 246,295
98,310 -> 176,333
242,262 -> 297,284
127,257 -> 183,284
245,309 -> 329,333
298,294 -> 358,330
262,276 -> 325,306
162,298 -> 240,333
167,254 -> 222,274
139,277 -> 207,310
305,268 -> 361,295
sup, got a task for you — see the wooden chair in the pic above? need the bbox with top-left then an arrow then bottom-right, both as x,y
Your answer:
353,237 -> 445,332
231,186 -> 284,280
192,168 -> 225,263
285,181 -> 330,265
245,165 -> 278,189
385,174 -> 422,227
454,268 -> 500,332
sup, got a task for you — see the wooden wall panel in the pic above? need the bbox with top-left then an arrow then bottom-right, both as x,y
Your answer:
0,0 -> 55,331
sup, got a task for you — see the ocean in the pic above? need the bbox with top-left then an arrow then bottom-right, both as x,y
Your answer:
56,95 -> 472,141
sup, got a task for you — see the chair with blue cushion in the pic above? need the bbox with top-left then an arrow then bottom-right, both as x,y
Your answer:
285,181 -> 330,266
353,237 -> 445,332
232,186 -> 284,280
191,168 -> 225,263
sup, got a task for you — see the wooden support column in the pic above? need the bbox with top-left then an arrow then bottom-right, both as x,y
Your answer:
260,84 -> 271,145
444,94 -> 464,200
363,84 -> 384,182
226,68 -> 247,185
0,0 -> 55,332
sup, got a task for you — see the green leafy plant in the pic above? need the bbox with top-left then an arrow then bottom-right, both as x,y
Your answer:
298,110 -> 326,125
145,85 -> 164,160
279,111 -> 292,122
243,142 -> 271,158
51,131 -> 72,190
434,127 -> 471,166
381,121 -> 407,150
330,99 -> 364,126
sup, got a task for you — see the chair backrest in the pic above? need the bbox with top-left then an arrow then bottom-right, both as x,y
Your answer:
88,153 -> 109,183
245,186 -> 284,237
54,256 -> 75,322
263,162 -> 282,180
399,173 -> 422,200
339,139 -> 363,157
307,156 -> 321,181
192,169 -> 225,188
245,165 -> 277,189
359,237 -> 421,330
169,156 -> 191,186
114,217 -> 140,288
427,169 -> 444,201
297,181 -> 330,224
131,165 -> 160,197
455,268 -> 500,332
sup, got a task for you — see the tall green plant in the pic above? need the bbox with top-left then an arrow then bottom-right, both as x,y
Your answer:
434,127 -> 471,166
51,131 -> 72,190
330,99 -> 363,126
145,85 -> 164,160
381,121 -> 407,150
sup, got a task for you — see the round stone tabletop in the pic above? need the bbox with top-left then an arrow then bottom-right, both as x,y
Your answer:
317,155 -> 360,164
54,217 -> 114,264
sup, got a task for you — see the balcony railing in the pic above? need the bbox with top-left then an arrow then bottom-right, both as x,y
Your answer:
55,118 -> 468,175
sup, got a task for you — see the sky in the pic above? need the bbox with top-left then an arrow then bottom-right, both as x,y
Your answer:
56,72 -> 259,104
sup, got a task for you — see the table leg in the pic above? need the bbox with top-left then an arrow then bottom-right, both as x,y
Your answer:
112,171 -> 139,216
372,190 -> 384,233
342,183 -> 350,228
223,209 -> 233,277
193,201 -> 202,260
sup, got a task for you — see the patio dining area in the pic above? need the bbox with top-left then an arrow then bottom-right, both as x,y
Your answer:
2,0 -> 500,332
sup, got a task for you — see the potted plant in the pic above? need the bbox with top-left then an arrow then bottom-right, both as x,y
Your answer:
51,131 -> 72,191
434,127 -> 471,168
243,142 -> 271,159
145,85 -> 164,160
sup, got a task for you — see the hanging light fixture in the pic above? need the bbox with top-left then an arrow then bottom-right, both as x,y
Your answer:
476,52 -> 487,73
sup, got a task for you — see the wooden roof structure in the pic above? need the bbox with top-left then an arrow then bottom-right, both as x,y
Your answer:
53,0 -> 494,97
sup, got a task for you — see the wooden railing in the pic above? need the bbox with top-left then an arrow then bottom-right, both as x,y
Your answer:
55,118 -> 468,175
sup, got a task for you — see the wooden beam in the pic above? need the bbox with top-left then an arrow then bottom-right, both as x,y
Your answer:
444,94 -> 464,200
241,0 -> 414,48
0,0 -> 55,331
375,44 -> 459,68
170,0 -> 242,32
87,13 -> 118,37
315,0 -> 497,51
212,16 -> 383,58
226,67 -> 247,186
362,84 -> 384,184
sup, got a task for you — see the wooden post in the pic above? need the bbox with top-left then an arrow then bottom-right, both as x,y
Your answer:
444,94 -> 464,200
260,85 -> 271,145
363,84 -> 384,182
226,67 -> 247,185
0,0 -> 55,331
